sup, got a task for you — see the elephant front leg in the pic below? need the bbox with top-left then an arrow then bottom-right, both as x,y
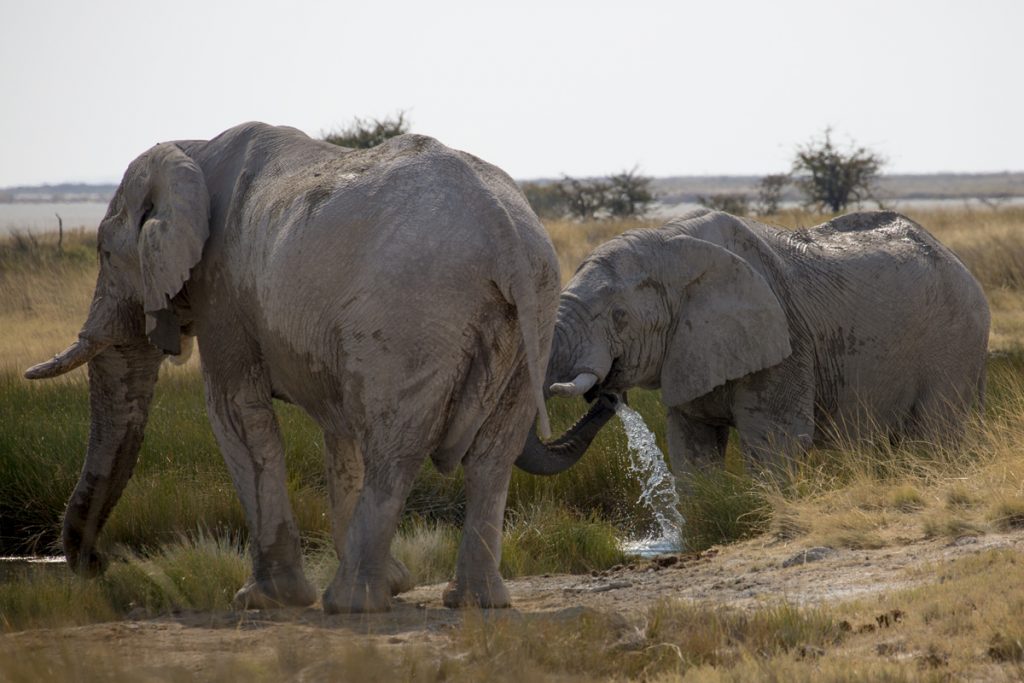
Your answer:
732,379 -> 815,481
204,372 -> 315,609
323,433 -> 413,597
666,408 -> 729,497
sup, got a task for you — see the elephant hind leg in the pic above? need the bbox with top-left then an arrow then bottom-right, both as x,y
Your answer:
904,382 -> 975,448
442,365 -> 535,610
323,432 -> 413,597
322,437 -> 423,614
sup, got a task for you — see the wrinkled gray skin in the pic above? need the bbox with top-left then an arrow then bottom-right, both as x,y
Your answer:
516,208 -> 990,487
25,122 -> 560,613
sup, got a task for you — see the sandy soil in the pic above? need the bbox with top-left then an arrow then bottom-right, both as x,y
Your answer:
6,531 -> 1023,678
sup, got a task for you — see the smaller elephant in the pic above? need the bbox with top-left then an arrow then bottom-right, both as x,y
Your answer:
516,209 -> 990,485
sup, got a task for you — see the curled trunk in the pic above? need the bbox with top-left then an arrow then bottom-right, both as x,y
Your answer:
63,343 -> 164,576
514,393 -> 620,476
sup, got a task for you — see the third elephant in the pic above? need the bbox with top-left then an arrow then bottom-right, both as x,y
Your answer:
516,209 -> 990,485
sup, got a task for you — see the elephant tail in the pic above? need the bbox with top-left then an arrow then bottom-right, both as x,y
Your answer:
493,214 -> 558,441
510,268 -> 553,440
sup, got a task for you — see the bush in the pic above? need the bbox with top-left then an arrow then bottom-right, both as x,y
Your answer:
558,168 -> 655,219
520,181 -> 567,219
792,128 -> 884,212
321,112 -> 410,149
697,193 -> 751,215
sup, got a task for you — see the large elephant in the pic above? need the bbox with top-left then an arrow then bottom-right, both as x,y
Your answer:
25,122 -> 559,613
516,209 -> 989,484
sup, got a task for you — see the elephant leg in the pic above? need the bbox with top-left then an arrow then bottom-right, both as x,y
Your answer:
322,432 -> 413,596
666,408 -> 729,497
730,366 -> 815,480
905,387 -> 969,448
732,405 -> 813,481
321,441 -> 421,614
203,367 -> 315,609
444,368 -> 534,609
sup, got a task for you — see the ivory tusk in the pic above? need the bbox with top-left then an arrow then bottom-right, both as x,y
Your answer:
24,338 -> 109,379
549,372 -> 599,397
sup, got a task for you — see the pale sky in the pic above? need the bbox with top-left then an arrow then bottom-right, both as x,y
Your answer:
2,0 -> 1022,187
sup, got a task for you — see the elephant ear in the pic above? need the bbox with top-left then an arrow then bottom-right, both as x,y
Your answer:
136,144 -> 210,354
660,235 -> 791,407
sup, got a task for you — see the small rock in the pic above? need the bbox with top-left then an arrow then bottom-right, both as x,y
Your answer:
590,581 -> 633,593
782,546 -> 837,568
653,555 -> 679,568
948,535 -> 979,547
798,644 -> 825,659
875,609 -> 905,628
876,641 -> 905,656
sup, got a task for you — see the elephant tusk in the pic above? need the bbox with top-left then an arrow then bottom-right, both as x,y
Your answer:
24,338 -> 109,379
549,372 -> 599,397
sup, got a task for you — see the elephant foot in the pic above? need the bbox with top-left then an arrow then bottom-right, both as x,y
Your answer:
322,576 -> 391,614
232,574 -> 317,610
65,548 -> 108,578
442,576 -> 511,609
387,555 -> 414,596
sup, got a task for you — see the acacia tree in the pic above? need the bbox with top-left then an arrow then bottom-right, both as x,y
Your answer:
322,111 -> 410,148
556,168 -> 655,220
557,176 -> 611,220
792,128 -> 884,212
606,167 -> 655,218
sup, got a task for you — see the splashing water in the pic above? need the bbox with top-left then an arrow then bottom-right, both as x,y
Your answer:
616,403 -> 685,556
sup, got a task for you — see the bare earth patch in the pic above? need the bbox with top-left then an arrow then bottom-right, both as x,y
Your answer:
5,530 -> 1022,679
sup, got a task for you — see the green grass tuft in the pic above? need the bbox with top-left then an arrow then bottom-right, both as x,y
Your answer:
501,502 -> 626,577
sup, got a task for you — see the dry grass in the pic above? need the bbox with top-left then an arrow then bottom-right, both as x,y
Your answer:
3,548 -> 1023,681
0,229 -> 97,373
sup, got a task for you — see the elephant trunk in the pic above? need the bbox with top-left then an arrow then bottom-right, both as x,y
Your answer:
514,393 -> 620,475
62,342 -> 164,576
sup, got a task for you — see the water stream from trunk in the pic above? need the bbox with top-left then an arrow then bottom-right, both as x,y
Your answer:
616,403 -> 685,556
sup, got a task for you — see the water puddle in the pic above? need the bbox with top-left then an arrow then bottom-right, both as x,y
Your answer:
0,556 -> 65,582
616,403 -> 685,556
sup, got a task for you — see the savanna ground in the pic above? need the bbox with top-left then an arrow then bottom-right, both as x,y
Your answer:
2,208 -> 1024,681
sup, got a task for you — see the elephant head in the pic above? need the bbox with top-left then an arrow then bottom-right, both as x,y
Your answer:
24,143 -> 209,575
516,226 -> 791,475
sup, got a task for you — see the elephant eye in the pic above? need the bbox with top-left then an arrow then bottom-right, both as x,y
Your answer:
612,308 -> 628,331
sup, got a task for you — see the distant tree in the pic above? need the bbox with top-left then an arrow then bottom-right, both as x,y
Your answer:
558,175 -> 611,220
606,167 -> 655,218
792,128 -> 884,212
322,111 -> 411,149
754,173 -> 790,215
697,193 -> 750,215
520,182 -> 568,219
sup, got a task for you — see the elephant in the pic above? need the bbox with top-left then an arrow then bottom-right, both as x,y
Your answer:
25,122 -> 560,613
515,208 -> 990,486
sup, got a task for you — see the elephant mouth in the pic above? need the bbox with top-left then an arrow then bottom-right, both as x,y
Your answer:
583,358 -> 623,402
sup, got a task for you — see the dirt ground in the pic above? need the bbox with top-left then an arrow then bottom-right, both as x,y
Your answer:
6,529 -> 1023,679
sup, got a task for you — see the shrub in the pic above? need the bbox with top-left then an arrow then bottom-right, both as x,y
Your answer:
321,111 -> 410,149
